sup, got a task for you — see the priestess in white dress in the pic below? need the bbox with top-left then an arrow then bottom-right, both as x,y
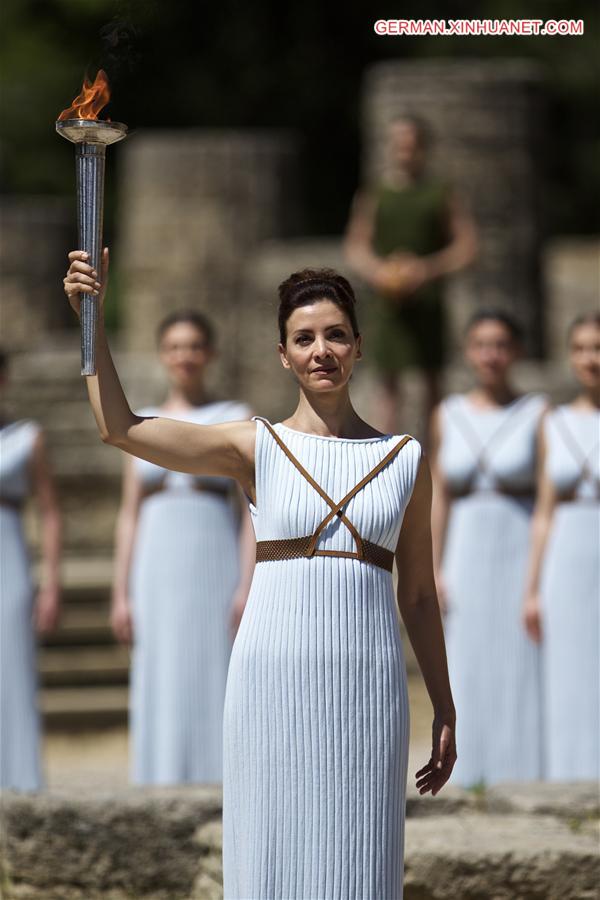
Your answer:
431,310 -> 546,787
0,351 -> 61,791
524,313 -> 600,782
110,312 -> 254,785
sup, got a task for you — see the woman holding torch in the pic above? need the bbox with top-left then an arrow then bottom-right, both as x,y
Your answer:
63,248 -> 456,898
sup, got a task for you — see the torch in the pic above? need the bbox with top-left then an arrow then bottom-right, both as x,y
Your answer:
56,71 -> 127,375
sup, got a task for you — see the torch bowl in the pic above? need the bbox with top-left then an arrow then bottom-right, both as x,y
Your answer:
55,119 -> 128,146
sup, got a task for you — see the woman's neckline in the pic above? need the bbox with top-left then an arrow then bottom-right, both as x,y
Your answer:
275,422 -> 395,443
157,400 -> 222,414
559,402 -> 600,417
460,391 -> 531,414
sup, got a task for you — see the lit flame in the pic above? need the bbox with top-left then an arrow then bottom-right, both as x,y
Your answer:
58,70 -> 111,121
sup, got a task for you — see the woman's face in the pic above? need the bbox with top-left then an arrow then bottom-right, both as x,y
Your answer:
388,121 -> 425,174
464,319 -> 519,387
569,322 -> 600,391
158,321 -> 214,388
279,299 -> 361,394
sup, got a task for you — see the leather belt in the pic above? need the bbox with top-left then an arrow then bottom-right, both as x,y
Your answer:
449,484 -> 534,499
0,496 -> 23,511
556,493 -> 600,505
142,482 -> 230,500
256,535 -> 395,572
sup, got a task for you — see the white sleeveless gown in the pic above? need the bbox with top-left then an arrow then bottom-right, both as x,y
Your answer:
540,405 -> 600,780
439,393 -> 546,786
223,418 -> 422,899
0,420 -> 43,791
129,400 -> 250,785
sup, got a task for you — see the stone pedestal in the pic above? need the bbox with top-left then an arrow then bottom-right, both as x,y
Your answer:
362,60 -> 545,355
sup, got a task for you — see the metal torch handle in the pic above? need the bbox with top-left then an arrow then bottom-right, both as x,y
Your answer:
76,143 -> 106,376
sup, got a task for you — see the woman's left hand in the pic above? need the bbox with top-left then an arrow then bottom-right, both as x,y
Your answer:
228,586 -> 249,639
522,592 -> 543,643
416,712 -> 457,796
34,587 -> 60,634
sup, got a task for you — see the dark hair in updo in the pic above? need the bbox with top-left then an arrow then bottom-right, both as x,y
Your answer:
567,311 -> 600,341
465,308 -> 524,344
277,268 -> 360,344
0,346 -> 7,375
155,309 -> 215,349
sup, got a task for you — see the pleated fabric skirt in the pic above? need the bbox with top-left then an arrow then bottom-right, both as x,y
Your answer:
541,502 -> 600,780
222,557 -> 410,900
443,493 -> 542,786
130,492 -> 239,785
0,508 -> 42,791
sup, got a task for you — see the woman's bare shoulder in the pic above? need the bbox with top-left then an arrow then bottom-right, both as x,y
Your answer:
226,418 -> 258,464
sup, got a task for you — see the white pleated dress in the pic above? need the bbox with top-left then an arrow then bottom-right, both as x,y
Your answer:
439,393 -> 546,787
129,400 -> 250,785
223,418 -> 422,900
540,405 -> 600,781
0,419 -> 43,791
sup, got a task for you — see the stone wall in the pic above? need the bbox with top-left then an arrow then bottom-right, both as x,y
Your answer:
2,783 -> 598,899
362,60 -> 546,355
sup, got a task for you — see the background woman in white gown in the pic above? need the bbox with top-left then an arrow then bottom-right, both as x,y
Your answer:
523,312 -> 600,781
111,311 -> 255,785
63,247 -> 456,898
430,311 -> 546,787
0,348 -> 62,791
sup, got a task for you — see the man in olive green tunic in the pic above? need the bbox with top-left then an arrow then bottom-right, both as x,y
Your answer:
345,116 -> 478,434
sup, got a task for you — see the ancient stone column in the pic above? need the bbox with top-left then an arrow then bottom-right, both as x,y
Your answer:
118,130 -> 300,395
0,197 -> 74,347
362,60 -> 545,355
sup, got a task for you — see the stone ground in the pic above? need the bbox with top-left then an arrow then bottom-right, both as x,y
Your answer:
3,677 -> 598,899
2,782 -> 598,900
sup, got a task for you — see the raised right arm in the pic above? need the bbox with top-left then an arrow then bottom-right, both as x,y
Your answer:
64,249 -> 256,491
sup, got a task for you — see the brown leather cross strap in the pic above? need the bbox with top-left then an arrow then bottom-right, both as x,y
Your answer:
448,393 -> 541,497
553,408 -> 600,500
254,418 -> 413,571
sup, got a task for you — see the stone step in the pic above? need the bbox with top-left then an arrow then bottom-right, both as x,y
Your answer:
39,645 -> 130,686
42,602 -> 113,646
41,685 -> 128,729
37,556 -> 114,591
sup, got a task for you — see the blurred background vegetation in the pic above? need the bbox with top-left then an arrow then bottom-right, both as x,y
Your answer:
1,0 -> 598,237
